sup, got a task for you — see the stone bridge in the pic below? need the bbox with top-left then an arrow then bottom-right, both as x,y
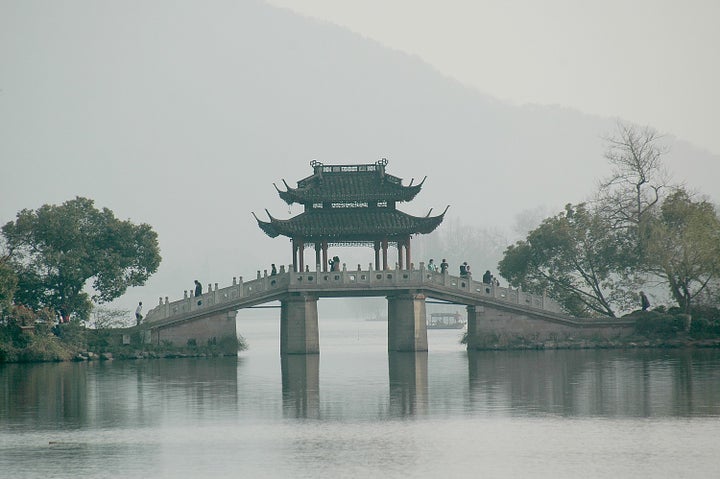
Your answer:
143,263 -> 636,353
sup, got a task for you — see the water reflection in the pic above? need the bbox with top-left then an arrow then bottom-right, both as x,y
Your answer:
388,352 -> 428,417
467,349 -> 720,417
281,354 -> 320,419
0,362 -> 89,428
0,358 -> 240,430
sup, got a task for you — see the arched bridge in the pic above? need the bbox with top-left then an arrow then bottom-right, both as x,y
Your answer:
144,264 -> 635,353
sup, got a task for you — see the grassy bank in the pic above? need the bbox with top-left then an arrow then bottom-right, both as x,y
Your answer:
463,307 -> 720,350
0,320 -> 247,363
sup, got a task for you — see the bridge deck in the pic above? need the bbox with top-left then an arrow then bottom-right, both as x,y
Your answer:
144,268 -> 629,329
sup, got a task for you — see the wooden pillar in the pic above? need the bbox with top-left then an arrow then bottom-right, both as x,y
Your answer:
387,293 -> 428,352
322,241 -> 328,272
397,241 -> 404,270
292,238 -> 298,272
298,239 -> 305,272
374,240 -> 381,271
405,236 -> 411,269
382,238 -> 389,270
315,242 -> 321,271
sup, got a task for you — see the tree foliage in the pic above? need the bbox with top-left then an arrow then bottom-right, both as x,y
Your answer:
2,197 -> 161,320
499,204 -> 632,317
0,252 -> 18,316
642,190 -> 720,313
498,123 -> 719,317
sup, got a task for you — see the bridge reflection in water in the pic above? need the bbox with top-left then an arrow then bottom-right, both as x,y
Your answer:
281,352 -> 428,419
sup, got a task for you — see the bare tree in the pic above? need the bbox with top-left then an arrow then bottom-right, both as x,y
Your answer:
596,122 -> 673,231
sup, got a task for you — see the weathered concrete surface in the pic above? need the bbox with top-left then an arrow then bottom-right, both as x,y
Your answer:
280,294 -> 319,354
466,304 -> 635,349
152,310 -> 238,351
387,293 -> 428,352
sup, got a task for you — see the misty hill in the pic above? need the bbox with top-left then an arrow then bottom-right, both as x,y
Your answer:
1,0 -> 717,313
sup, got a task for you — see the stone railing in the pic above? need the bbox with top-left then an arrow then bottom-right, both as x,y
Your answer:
144,262 -> 564,324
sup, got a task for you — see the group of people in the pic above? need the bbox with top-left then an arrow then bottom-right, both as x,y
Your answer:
328,256 -> 341,271
428,258 -> 501,284
482,269 -> 500,287
426,258 -> 449,274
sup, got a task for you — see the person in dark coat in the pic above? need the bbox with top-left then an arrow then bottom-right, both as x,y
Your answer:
440,259 -> 449,274
483,270 -> 493,284
640,291 -> 650,311
459,262 -> 468,277
194,280 -> 202,297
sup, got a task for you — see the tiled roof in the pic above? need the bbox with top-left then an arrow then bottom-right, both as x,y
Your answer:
277,171 -> 424,205
255,208 -> 446,240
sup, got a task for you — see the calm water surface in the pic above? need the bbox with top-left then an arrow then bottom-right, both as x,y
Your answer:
2,316 -> 720,478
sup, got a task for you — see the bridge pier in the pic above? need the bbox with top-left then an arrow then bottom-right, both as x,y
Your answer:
465,305 -> 482,350
387,293 -> 428,352
280,294 -> 320,354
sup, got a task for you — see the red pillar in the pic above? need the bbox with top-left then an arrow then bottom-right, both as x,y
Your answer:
292,238 -> 298,272
315,243 -> 321,271
298,239 -> 305,272
397,241 -> 404,270
405,237 -> 411,269
382,239 -> 389,270
374,240 -> 381,271
322,241 -> 328,272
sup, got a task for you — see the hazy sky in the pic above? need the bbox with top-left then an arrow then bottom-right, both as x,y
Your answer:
268,0 -> 720,155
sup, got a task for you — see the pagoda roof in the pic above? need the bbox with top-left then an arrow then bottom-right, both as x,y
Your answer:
276,159 -> 425,205
254,207 -> 448,241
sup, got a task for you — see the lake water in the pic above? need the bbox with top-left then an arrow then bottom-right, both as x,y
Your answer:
2,316 -> 720,478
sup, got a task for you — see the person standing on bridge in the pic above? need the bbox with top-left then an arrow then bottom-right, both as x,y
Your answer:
427,259 -> 437,272
194,280 -> 202,297
440,259 -> 448,274
135,301 -> 143,326
271,264 -> 277,275
459,262 -> 468,277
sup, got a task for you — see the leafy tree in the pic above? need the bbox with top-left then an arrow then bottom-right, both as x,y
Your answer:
0,251 -> 18,316
498,203 -> 633,317
2,197 -> 161,321
642,190 -> 720,313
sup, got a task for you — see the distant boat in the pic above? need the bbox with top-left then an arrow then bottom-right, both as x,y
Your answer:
427,312 -> 466,329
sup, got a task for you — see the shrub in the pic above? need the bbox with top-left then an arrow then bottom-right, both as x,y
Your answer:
633,311 -> 687,338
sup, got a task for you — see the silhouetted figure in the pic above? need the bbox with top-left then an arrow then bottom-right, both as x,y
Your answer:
329,256 -> 340,271
440,259 -> 448,274
483,270 -> 493,284
135,301 -> 143,325
194,280 -> 202,297
640,291 -> 650,311
271,264 -> 277,275
459,262 -> 468,277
